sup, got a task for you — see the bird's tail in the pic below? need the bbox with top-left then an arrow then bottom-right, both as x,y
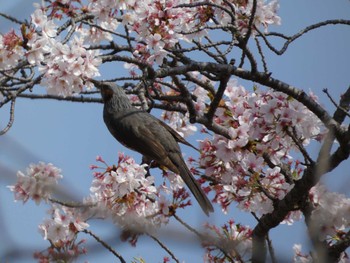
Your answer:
176,161 -> 214,216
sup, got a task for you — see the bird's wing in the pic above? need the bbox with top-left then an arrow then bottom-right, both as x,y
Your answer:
148,115 -> 199,152
136,122 -> 182,173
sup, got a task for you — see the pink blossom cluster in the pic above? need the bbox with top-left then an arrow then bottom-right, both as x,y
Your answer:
29,8 -> 101,95
89,154 -> 176,237
36,204 -> 89,262
309,184 -> 350,241
38,35 -> 102,96
204,220 -> 252,262
8,162 -> 89,260
88,0 -> 198,64
186,79 -> 324,215
0,7 -> 101,96
39,205 -> 89,244
0,30 -> 24,70
87,0 -> 280,65
231,0 -> 281,33
8,162 -> 63,204
8,156 -> 193,255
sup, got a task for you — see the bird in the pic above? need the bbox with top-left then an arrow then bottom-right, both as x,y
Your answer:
93,80 -> 214,216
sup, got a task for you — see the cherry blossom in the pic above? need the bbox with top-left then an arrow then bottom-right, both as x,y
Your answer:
38,37 -> 101,96
26,33 -> 50,65
0,30 -> 24,70
309,184 -> 350,241
89,153 -> 173,238
36,205 -> 88,262
31,8 -> 57,37
8,162 -> 63,204
39,205 -> 89,243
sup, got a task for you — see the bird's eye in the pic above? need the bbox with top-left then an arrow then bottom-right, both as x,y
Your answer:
101,86 -> 114,101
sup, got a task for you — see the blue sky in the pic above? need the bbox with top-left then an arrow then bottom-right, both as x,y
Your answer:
0,0 -> 349,262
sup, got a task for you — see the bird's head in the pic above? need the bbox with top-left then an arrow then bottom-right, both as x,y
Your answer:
90,80 -> 120,103
90,79 -> 133,109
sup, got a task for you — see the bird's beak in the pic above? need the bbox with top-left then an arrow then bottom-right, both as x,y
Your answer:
89,79 -> 102,89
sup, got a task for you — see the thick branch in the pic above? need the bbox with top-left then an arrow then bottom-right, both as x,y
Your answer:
252,86 -> 350,262
17,93 -> 102,103
328,231 -> 350,262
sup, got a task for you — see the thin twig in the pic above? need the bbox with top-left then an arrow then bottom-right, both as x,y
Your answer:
169,41 -> 233,53
0,69 -> 35,82
148,234 -> 180,263
62,18 -> 77,44
243,0 -> 257,45
184,72 -> 216,95
0,97 -> 16,135
192,39 -> 225,64
257,19 -> 350,55
83,20 -> 134,40
172,75 -> 197,123
0,12 -> 28,25
237,36 -> 258,72
49,198 -> 96,208
323,88 -> 350,118
82,229 -> 126,263
285,128 -> 314,165
121,10 -> 134,50
173,213 -> 202,237
0,74 -> 43,107
254,37 -> 268,73
134,82 -> 149,111
17,93 -> 188,112
204,36 -> 228,63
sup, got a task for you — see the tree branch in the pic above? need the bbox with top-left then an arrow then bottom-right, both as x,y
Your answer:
0,97 -> 16,135
257,19 -> 350,55
17,93 -> 102,103
205,73 -> 231,122
148,234 -> 180,263
82,229 -> 126,263
328,230 -> 350,262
